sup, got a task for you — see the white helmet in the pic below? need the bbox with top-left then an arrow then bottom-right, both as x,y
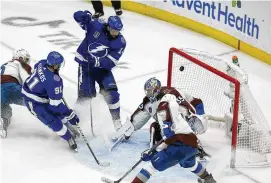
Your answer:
13,48 -> 30,64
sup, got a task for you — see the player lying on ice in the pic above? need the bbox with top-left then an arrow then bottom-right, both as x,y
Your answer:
22,51 -> 80,151
0,49 -> 32,138
126,78 -> 216,183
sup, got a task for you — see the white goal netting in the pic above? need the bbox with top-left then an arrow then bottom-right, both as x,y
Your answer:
168,48 -> 271,168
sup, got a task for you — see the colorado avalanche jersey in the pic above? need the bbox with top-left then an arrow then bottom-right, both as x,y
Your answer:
22,60 -> 69,115
74,11 -> 126,70
1,60 -> 31,84
130,87 -> 200,131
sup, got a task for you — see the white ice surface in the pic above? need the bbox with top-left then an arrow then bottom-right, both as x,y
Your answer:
1,1 -> 271,183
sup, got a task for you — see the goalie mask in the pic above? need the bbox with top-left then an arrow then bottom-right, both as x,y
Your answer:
232,55 -> 240,67
144,78 -> 161,103
13,48 -> 30,64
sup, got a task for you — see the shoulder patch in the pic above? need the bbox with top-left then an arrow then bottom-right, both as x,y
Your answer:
93,31 -> 100,38
54,74 -> 61,82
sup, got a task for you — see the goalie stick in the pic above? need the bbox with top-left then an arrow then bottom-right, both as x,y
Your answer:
62,98 -> 110,167
101,139 -> 163,183
109,114 -> 225,152
109,134 -> 126,152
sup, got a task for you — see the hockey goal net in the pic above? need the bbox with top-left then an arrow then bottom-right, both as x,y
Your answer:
167,47 -> 271,168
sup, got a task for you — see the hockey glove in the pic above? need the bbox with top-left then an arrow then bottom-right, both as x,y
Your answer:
162,121 -> 175,139
88,55 -> 100,68
74,10 -> 92,24
141,149 -> 156,162
195,103 -> 205,115
82,10 -> 92,24
66,110 -> 79,125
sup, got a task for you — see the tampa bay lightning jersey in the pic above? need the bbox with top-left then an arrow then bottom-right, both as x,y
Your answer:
22,60 -> 69,115
74,11 -> 126,70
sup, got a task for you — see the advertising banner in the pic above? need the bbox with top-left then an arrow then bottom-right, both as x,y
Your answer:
135,0 -> 271,54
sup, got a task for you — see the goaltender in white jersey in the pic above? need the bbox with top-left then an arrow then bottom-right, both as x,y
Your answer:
113,77 -> 208,146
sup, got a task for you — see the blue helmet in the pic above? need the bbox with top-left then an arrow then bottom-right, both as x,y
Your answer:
108,16 -> 123,31
47,51 -> 64,66
144,78 -> 161,103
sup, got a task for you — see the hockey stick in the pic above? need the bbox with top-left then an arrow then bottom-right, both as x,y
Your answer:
89,100 -> 95,137
101,139 -> 164,183
76,124 -> 110,167
62,98 -> 110,167
84,24 -> 96,138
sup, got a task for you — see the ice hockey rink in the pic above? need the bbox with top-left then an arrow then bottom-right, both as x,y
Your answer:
1,1 -> 271,183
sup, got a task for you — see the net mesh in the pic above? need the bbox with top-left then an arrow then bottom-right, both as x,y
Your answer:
169,48 -> 271,167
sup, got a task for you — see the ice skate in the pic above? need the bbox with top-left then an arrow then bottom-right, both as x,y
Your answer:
92,12 -> 104,19
67,136 -> 78,152
0,117 -> 10,138
198,174 -> 216,183
115,9 -> 123,16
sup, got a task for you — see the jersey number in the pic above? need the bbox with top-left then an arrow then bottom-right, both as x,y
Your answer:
176,96 -> 185,105
55,86 -> 62,94
26,69 -> 39,90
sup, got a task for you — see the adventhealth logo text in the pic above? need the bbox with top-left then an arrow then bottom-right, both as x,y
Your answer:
171,0 -> 259,39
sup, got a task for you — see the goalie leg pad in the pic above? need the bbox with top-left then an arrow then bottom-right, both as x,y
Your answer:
111,117 -> 135,140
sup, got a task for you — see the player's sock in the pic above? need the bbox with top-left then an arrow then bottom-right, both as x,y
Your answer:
190,161 -> 208,178
131,168 -> 151,183
102,90 -> 122,131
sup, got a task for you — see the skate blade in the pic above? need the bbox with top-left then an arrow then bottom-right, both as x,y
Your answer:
72,148 -> 78,153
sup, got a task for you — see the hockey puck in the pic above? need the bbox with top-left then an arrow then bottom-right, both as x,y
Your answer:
179,66 -> 184,71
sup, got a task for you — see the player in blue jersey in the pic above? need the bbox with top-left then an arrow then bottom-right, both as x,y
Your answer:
73,10 -> 126,131
22,51 -> 80,151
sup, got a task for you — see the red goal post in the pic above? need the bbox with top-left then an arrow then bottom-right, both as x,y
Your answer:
167,47 -> 271,168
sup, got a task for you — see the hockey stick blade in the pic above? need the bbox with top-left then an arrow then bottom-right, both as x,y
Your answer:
101,177 -> 118,183
110,134 -> 125,151
101,140 -> 164,183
